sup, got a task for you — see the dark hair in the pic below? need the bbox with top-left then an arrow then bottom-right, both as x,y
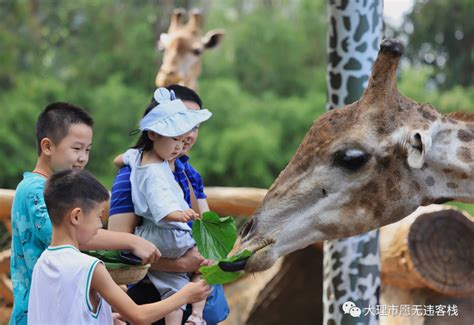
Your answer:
132,85 -> 203,151
36,102 -> 94,156
168,84 -> 202,109
44,169 -> 109,226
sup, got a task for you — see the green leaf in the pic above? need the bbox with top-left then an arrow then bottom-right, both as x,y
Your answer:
199,250 -> 252,285
192,212 -> 252,284
83,250 -> 144,270
104,262 -> 145,270
192,211 -> 237,260
83,250 -> 123,263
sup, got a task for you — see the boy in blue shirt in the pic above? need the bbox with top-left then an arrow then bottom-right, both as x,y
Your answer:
109,85 -> 229,325
10,102 -> 161,325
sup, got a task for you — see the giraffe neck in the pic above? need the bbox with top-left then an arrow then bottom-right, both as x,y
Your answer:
422,118 -> 474,203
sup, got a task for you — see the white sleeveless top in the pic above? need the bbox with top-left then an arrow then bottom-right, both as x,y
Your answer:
28,245 -> 113,325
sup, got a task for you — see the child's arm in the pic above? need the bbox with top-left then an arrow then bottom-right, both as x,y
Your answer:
163,209 -> 198,222
185,165 -> 208,216
113,154 -> 125,168
91,263 -> 211,324
79,229 -> 161,264
107,213 -> 140,233
151,246 -> 204,273
197,198 -> 210,217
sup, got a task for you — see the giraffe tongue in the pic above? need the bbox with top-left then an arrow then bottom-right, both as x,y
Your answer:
218,256 -> 249,272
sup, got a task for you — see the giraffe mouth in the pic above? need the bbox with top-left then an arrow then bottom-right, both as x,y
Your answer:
219,238 -> 275,272
218,256 -> 250,272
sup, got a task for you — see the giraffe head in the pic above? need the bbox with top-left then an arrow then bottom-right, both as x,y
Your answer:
230,39 -> 474,272
155,9 -> 225,90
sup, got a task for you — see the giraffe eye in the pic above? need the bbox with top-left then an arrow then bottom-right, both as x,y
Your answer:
192,48 -> 203,56
334,149 -> 370,171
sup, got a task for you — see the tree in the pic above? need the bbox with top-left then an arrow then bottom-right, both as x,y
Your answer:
401,0 -> 473,89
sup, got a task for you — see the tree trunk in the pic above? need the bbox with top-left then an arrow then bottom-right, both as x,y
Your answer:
380,205 -> 474,297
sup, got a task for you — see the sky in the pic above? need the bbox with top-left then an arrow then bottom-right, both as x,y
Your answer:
383,0 -> 414,27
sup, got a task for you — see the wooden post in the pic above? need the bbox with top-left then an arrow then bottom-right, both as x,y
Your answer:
0,189 -> 14,235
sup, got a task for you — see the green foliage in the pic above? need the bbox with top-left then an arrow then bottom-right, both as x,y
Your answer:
191,211 -> 252,285
192,212 -> 237,260
398,67 -> 474,114
84,249 -> 124,263
83,249 -> 146,270
0,0 -> 472,196
402,0 -> 473,89
84,75 -> 149,185
0,74 -> 68,188
203,0 -> 327,96
199,250 -> 252,285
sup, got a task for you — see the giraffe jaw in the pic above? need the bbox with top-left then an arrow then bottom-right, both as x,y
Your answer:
223,237 -> 278,272
243,242 -> 278,272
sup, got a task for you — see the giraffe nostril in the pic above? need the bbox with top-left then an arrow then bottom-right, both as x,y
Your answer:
240,218 -> 257,239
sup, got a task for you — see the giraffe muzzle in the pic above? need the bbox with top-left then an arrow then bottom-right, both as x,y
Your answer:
218,256 -> 250,272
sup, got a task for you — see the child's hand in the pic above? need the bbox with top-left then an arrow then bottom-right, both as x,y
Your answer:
174,209 -> 199,222
194,258 -> 214,275
175,246 -> 205,272
112,313 -> 126,325
129,235 -> 161,265
164,210 -> 198,223
200,259 -> 214,267
181,209 -> 199,222
113,154 -> 125,168
180,280 -> 212,304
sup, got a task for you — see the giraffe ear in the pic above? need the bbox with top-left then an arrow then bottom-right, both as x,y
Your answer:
202,29 -> 225,49
406,131 -> 432,169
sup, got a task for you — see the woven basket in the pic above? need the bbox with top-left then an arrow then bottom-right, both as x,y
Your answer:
106,263 -> 150,285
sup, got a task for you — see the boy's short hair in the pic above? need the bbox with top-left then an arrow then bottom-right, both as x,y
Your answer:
36,102 -> 94,155
44,169 -> 109,226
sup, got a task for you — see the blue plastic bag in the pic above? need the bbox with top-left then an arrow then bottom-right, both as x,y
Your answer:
194,284 -> 229,324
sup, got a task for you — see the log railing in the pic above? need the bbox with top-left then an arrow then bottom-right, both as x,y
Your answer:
0,189 -> 14,304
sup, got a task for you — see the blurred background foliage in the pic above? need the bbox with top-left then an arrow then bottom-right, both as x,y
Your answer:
0,0 -> 472,213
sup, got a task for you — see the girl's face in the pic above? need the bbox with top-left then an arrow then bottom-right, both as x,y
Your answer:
149,132 -> 190,161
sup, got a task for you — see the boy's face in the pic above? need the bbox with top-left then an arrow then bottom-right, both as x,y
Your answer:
151,132 -> 189,161
76,202 -> 105,245
182,100 -> 200,154
49,123 -> 93,172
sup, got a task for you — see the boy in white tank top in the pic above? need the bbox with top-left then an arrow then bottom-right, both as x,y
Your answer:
28,169 -> 211,324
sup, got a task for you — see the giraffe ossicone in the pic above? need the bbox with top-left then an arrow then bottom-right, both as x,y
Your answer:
155,8 -> 225,90
232,39 -> 474,272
